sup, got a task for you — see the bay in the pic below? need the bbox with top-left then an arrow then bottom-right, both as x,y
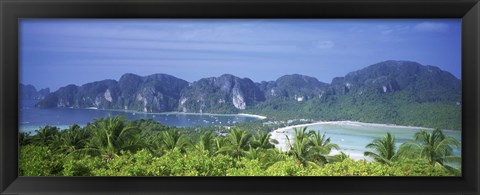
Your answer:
270,121 -> 462,161
19,100 -> 262,133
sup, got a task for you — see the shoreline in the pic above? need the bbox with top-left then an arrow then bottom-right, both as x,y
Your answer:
270,120 -> 438,134
237,113 -> 267,120
77,107 -> 267,120
268,120 -> 460,161
20,109 -> 267,133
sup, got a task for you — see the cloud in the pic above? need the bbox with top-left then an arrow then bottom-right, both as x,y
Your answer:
315,41 -> 335,49
24,38 -> 299,56
414,22 -> 449,32
377,25 -> 410,35
296,40 -> 335,50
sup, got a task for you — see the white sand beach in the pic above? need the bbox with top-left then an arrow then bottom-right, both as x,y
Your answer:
76,108 -> 267,120
268,120 -> 439,161
237,113 -> 267,120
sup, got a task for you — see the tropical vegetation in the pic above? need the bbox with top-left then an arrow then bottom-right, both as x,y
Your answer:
363,132 -> 398,165
397,129 -> 461,174
19,116 -> 461,176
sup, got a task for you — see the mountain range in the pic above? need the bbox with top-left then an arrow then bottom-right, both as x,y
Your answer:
26,60 -> 461,129
31,60 -> 461,112
20,84 -> 50,100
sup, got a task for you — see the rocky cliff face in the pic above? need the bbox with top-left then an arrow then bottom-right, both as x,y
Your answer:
74,80 -> 119,109
119,73 -> 189,112
36,74 -> 189,112
35,60 -> 461,113
19,84 -> 50,100
264,74 -> 329,101
178,74 -> 265,113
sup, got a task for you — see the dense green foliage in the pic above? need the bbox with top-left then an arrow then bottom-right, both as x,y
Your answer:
398,129 -> 461,174
19,117 -> 460,176
247,90 -> 461,130
286,127 -> 339,166
20,147 -> 453,176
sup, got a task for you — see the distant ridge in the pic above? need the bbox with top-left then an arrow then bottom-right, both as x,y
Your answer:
31,60 -> 461,129
35,60 -> 460,112
19,84 -> 50,100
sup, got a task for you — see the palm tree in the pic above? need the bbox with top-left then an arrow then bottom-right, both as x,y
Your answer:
245,146 -> 287,169
53,124 -> 91,155
143,131 -> 164,156
245,147 -> 261,160
251,132 -> 274,150
309,131 -> 339,164
33,126 -> 59,146
262,148 -> 287,168
217,128 -> 252,159
213,136 -> 228,154
330,151 -> 350,163
195,131 -> 215,155
19,132 -> 32,146
161,129 -> 191,152
398,129 -> 460,168
286,127 -> 339,166
286,127 -> 313,166
364,132 -> 397,165
87,116 -> 143,161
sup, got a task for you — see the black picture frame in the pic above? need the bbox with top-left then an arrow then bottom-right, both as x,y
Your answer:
1,0 -> 479,194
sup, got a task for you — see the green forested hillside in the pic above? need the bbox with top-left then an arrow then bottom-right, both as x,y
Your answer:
248,90 -> 461,130
31,60 -> 462,130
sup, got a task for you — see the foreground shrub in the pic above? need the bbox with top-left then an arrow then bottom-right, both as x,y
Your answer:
19,145 -> 63,176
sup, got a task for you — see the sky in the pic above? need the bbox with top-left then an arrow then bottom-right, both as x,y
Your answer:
20,19 -> 461,91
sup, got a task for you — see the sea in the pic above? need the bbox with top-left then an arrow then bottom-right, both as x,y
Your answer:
19,100 -> 262,133
271,122 -> 462,161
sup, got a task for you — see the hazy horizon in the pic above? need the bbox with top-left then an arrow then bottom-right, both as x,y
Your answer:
20,19 -> 461,91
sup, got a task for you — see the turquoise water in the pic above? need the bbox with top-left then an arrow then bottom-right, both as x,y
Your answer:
273,122 -> 462,158
19,100 -> 262,133
315,123 -> 460,156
